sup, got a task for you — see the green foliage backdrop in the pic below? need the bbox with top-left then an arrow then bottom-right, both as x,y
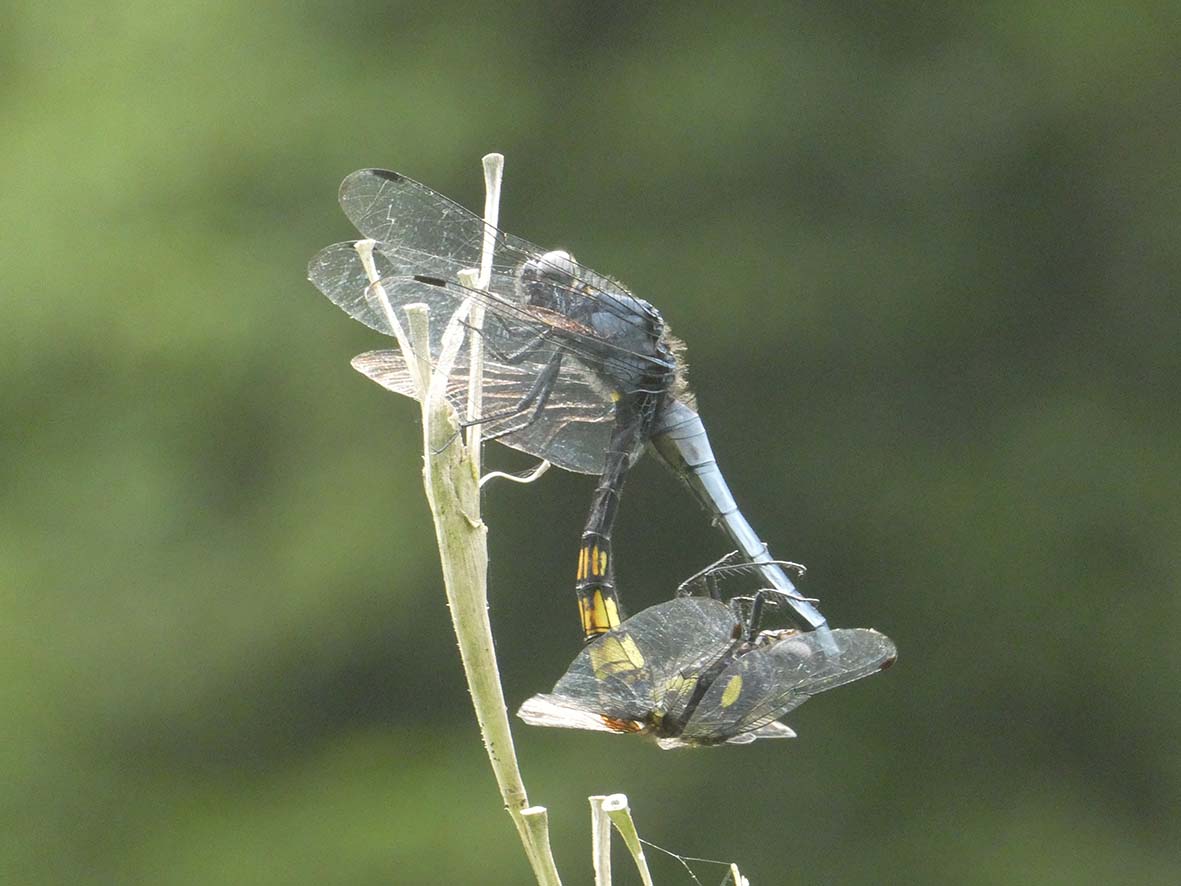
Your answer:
4,3 -> 1178,883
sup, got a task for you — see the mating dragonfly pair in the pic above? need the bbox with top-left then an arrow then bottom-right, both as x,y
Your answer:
309,168 -> 895,748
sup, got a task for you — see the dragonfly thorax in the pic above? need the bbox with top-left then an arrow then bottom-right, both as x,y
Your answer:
514,248 -> 678,406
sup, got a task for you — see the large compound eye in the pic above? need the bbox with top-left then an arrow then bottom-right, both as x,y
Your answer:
535,250 -> 577,281
769,635 -> 818,664
516,250 -> 579,306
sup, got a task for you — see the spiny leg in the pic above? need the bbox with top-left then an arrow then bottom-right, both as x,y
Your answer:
460,314 -> 553,366
676,550 -> 745,599
479,353 -> 562,444
729,590 -> 767,642
427,348 -> 561,456
458,347 -> 563,431
677,552 -> 806,601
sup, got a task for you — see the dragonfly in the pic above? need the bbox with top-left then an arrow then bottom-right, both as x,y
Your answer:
517,588 -> 896,748
308,169 -> 834,648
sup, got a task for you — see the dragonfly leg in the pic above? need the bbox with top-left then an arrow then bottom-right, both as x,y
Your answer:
458,349 -> 562,432
746,591 -> 767,641
460,317 -> 553,366
758,585 -> 820,610
476,357 -> 562,445
676,552 -> 806,601
675,550 -> 744,598
726,591 -> 767,641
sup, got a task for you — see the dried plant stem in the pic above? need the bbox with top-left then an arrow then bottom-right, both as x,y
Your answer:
463,152 -> 504,476
357,156 -> 559,883
589,795 -> 614,886
403,303 -> 562,885
588,794 -> 656,886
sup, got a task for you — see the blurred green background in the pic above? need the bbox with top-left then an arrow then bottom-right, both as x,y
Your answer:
5,2 -> 1178,883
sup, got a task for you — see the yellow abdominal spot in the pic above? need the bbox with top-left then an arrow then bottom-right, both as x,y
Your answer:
720,675 -> 743,708
581,588 -> 620,637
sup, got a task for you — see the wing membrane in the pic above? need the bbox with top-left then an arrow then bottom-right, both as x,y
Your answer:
530,598 -> 739,724
336,168 -> 660,337
308,241 -> 666,381
680,628 -> 896,742
517,695 -> 634,734
351,349 -> 615,475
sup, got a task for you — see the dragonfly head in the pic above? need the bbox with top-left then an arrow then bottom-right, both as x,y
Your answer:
517,249 -> 579,311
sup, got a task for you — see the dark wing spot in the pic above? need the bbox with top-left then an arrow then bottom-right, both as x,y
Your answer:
413,275 -> 447,287
369,169 -> 404,183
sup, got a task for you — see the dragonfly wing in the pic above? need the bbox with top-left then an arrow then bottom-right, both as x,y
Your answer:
309,241 -> 542,340
680,628 -> 897,743
351,349 -> 615,475
517,694 -> 638,734
335,170 -> 673,364
308,241 -> 390,334
542,598 -> 738,724
311,240 -> 662,394
338,168 -> 546,279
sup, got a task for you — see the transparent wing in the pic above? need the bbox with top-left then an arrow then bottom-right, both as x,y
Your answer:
308,246 -> 667,387
351,349 -> 615,475
308,242 -> 600,358
336,169 -> 660,336
517,695 -> 635,734
540,598 -> 739,723
338,168 -> 539,276
680,628 -> 897,742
